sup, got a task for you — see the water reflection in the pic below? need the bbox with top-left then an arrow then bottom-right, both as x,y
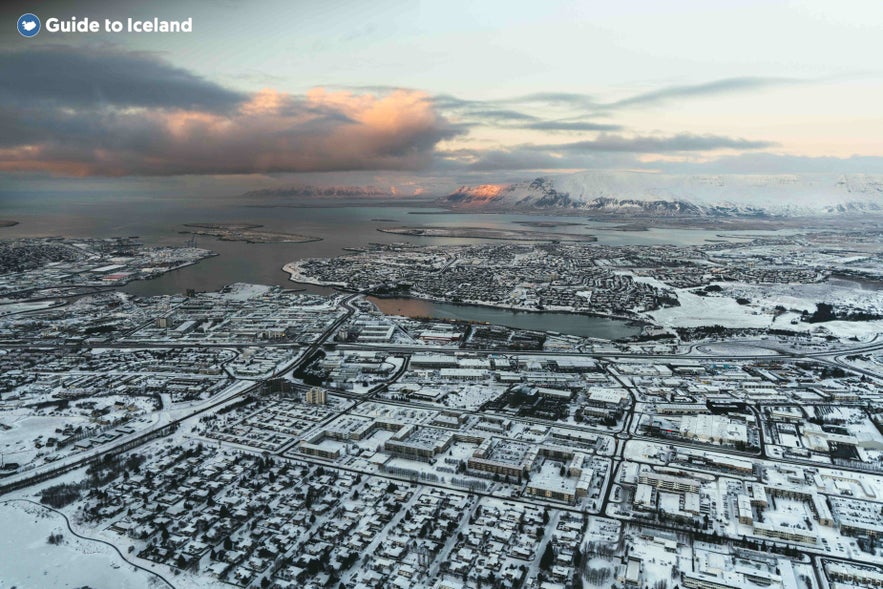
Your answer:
368,296 -> 642,340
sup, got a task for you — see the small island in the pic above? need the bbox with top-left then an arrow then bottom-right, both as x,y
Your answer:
181,223 -> 321,244
512,220 -> 585,228
611,223 -> 651,231
0,220 -> 19,228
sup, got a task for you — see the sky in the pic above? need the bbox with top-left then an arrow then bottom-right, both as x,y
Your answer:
2,0 -> 883,197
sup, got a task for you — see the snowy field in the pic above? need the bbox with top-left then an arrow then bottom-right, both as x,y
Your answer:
0,501 -> 158,589
0,412 -> 94,466
648,283 -> 883,339
696,341 -> 782,356
0,300 -> 59,317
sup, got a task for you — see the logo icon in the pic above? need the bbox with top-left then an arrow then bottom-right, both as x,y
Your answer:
17,13 -> 40,38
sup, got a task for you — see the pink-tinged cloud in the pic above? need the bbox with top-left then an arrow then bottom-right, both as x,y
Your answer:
0,87 -> 460,176
0,47 -> 461,176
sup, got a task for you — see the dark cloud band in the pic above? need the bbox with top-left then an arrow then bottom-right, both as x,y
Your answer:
0,45 -> 246,111
0,47 -> 461,176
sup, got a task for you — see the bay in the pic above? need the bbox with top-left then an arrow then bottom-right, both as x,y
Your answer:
1,192 -> 794,339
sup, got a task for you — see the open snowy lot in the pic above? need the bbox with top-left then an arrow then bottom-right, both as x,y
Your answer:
0,500 -> 157,589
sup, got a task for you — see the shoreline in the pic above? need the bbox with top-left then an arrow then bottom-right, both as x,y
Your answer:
371,292 -> 649,325
180,229 -> 321,245
377,226 -> 598,242
282,261 -> 648,326
409,206 -> 875,231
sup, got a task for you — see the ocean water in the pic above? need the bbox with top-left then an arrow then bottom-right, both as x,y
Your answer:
1,192 -> 792,338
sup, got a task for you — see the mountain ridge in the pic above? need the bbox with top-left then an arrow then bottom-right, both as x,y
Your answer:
443,172 -> 883,217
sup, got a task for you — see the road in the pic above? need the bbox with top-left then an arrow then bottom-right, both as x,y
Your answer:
4,289 -> 883,585
0,293 -> 360,497
3,328 -> 882,364
5,284 -> 880,499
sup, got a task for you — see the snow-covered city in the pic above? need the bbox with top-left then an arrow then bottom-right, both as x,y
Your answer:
2,226 -> 883,589
4,1 -> 883,588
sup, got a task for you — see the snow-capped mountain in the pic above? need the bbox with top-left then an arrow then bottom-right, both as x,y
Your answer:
443,172 -> 883,217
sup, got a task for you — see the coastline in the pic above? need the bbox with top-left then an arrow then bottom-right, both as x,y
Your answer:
282,260 -> 649,326
377,226 -> 598,242
180,228 -> 322,245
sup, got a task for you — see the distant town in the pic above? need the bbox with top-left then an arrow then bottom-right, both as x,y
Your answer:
287,230 -> 883,339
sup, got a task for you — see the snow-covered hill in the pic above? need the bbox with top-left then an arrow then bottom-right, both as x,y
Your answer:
443,172 -> 883,217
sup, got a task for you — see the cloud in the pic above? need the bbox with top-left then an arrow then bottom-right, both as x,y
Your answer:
432,93 -> 492,109
454,150 -> 638,172
437,132 -> 775,173
434,79 -> 794,133
542,133 -> 776,153
505,92 -> 598,109
607,76 -> 798,109
0,48 -> 461,176
0,49 -> 802,179
437,95 -> 619,132
0,45 -> 246,112
436,77 -> 802,130
658,152 -> 883,174
437,145 -> 637,172
442,146 -> 883,179
466,109 -> 540,123
523,120 -> 622,132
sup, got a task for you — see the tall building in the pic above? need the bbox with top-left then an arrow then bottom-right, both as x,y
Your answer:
306,387 -> 327,405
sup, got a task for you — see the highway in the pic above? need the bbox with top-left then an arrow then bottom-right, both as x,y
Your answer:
3,327 -> 882,364
3,290 -> 882,586
0,293 -> 360,498
4,289 -> 880,498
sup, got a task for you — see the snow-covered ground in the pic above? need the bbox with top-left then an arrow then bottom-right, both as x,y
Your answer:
0,300 -> 59,317
217,282 -> 271,301
695,341 -> 783,356
648,289 -> 771,329
647,282 -> 883,339
0,500 -> 156,589
726,280 -> 882,314
0,412 -> 94,466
